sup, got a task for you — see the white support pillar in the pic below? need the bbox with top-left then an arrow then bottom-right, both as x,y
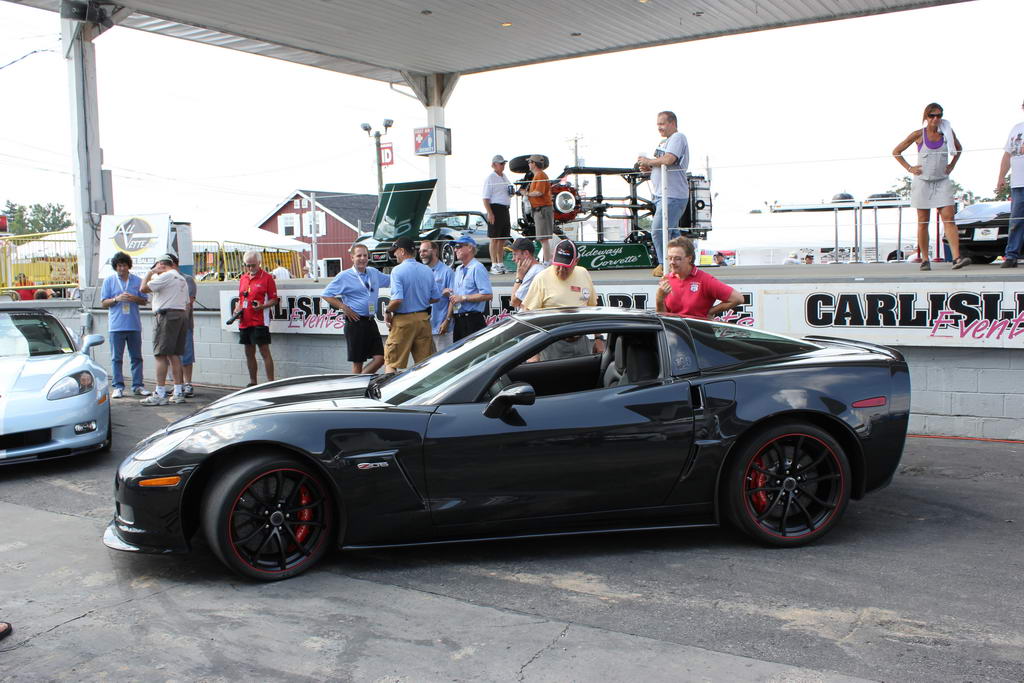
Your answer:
62,17 -> 111,289
427,105 -> 446,212
401,71 -> 459,214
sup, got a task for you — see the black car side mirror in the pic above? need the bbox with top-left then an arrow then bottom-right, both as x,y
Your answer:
483,382 -> 536,419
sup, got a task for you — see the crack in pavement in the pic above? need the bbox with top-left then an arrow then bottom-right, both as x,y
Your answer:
0,585 -> 178,653
516,622 -> 570,682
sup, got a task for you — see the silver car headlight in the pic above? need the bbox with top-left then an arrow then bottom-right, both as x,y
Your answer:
132,429 -> 194,462
47,371 -> 95,400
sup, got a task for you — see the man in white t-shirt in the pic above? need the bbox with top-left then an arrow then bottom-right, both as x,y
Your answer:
996,109 -> 1024,268
638,110 -> 690,275
482,154 -> 514,275
139,254 -> 189,405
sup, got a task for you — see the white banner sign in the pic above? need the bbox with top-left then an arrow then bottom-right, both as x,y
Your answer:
220,281 -> 1024,348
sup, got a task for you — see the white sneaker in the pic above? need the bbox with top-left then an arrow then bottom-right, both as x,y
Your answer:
490,264 -> 502,275
169,393 -> 186,404
184,383 -> 194,397
132,386 -> 151,397
140,394 -> 168,406
111,387 -> 124,399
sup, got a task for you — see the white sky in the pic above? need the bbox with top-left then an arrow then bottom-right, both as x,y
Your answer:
0,0 -> 1021,250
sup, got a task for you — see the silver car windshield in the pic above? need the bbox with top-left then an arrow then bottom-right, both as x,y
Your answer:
0,312 -> 75,357
376,317 -> 540,405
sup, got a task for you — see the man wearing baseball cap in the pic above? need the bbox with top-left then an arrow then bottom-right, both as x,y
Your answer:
521,239 -> 600,360
139,253 -> 190,405
383,237 -> 440,372
521,239 -> 597,312
510,237 -> 544,309
444,234 -> 492,342
482,154 -> 514,275
521,154 -> 555,263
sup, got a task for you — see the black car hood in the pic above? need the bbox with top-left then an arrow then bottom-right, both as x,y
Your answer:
173,374 -> 380,430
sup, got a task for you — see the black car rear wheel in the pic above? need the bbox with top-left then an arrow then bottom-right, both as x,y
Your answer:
725,423 -> 850,547
202,454 -> 334,581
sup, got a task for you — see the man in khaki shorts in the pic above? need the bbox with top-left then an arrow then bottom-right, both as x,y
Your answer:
140,254 -> 189,405
383,238 -> 440,372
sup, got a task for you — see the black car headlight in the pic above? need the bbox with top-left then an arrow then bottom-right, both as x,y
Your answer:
132,429 -> 194,462
47,371 -> 95,400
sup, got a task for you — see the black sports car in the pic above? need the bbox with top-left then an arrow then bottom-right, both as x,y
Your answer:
105,309 -> 910,581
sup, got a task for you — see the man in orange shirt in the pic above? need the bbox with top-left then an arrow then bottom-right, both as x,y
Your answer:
522,154 -> 554,263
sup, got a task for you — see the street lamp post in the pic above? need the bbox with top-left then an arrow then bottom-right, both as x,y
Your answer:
361,119 -> 393,195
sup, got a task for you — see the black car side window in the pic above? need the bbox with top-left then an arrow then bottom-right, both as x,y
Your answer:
686,319 -> 819,370
663,324 -> 699,376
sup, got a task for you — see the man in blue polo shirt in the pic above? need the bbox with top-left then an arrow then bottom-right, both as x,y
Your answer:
322,243 -> 390,373
99,251 -> 150,398
444,235 -> 492,342
419,239 -> 455,351
384,237 -> 440,372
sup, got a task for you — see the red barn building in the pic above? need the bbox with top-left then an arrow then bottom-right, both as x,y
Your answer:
256,189 -> 379,276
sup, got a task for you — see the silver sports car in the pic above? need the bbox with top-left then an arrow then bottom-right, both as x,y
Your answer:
0,307 -> 111,465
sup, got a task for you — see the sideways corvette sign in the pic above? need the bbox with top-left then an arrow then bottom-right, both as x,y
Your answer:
220,282 -> 1024,348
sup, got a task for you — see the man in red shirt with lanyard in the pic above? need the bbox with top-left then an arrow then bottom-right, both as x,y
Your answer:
233,250 -> 279,386
655,237 -> 743,319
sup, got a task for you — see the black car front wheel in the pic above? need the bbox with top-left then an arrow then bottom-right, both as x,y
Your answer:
202,454 -> 334,581
725,423 -> 850,547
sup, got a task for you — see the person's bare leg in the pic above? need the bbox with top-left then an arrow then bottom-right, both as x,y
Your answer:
244,345 -> 258,384
183,365 -> 193,383
154,356 -> 169,389
351,361 -> 364,374
939,205 -> 961,260
916,209 -> 931,262
258,344 -> 275,381
540,238 -> 552,263
170,356 -> 184,385
364,355 -> 384,374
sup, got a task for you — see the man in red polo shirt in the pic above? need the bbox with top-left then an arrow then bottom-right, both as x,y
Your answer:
233,250 -> 279,386
656,237 -> 743,319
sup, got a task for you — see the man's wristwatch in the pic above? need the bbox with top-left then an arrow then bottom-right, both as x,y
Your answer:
514,278 -> 523,284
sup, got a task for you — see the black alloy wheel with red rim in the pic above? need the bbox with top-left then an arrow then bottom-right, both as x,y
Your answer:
202,454 -> 334,581
725,423 -> 850,547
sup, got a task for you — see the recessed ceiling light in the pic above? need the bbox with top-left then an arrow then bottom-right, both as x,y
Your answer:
500,21 -> 513,27
570,32 -> 582,37
693,10 -> 705,16
420,9 -> 432,15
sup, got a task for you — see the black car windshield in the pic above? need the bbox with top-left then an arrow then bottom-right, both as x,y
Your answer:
0,312 -> 75,357
377,318 -> 540,405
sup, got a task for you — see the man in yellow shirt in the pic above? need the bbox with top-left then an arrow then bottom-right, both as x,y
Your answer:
521,239 -> 596,311
521,240 -> 601,360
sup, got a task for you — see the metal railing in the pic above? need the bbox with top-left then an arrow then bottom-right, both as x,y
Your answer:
0,230 -> 79,298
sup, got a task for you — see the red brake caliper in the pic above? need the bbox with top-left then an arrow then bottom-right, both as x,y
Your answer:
749,455 -> 769,513
293,486 -> 313,544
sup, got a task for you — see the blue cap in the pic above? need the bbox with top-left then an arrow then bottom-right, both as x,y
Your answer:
453,235 -> 477,248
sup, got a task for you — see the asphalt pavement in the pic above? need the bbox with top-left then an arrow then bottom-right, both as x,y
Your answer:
0,387 -> 1021,682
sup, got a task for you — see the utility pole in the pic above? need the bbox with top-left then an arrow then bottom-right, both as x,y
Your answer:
308,191 -> 319,281
361,119 -> 394,196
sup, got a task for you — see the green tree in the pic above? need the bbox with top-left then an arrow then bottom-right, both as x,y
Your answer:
2,201 -> 72,234
3,200 -> 27,234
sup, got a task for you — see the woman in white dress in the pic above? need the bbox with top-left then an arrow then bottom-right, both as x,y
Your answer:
893,102 -> 968,271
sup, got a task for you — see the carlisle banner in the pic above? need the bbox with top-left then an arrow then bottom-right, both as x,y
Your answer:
220,281 -> 1024,349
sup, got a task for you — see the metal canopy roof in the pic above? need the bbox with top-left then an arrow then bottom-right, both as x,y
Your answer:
11,0 -> 969,88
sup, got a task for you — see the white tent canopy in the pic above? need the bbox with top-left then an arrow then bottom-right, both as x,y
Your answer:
191,225 -> 310,252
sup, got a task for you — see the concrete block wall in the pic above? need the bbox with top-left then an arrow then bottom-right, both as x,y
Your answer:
87,309 -> 353,388
902,346 -> 1024,441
